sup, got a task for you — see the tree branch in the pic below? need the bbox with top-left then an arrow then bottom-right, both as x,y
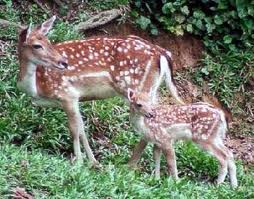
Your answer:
75,8 -> 124,31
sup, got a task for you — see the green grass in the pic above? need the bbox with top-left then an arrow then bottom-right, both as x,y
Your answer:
1,143 -> 254,198
0,1 -> 254,198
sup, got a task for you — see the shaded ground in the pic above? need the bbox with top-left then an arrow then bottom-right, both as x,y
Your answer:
225,135 -> 254,165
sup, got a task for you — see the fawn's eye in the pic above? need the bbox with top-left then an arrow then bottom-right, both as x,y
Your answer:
137,103 -> 142,108
32,44 -> 43,49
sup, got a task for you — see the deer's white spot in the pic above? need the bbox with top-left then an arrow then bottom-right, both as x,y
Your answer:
62,51 -> 68,58
135,79 -> 139,85
94,52 -> 99,57
89,54 -> 94,60
120,71 -> 124,76
100,49 -> 104,54
104,52 -> 109,56
134,67 -> 140,74
76,53 -> 80,58
201,134 -> 208,140
117,47 -> 123,52
125,76 -> 131,84
68,66 -> 76,70
115,76 -> 120,81
70,55 -> 74,59
78,45 -> 82,49
130,68 -> 134,74
81,50 -> 85,56
124,71 -> 129,75
124,48 -> 128,53
83,57 -> 88,62
105,46 -> 110,50
110,65 -> 115,71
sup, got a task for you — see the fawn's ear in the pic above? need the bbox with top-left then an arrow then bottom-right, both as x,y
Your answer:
38,15 -> 56,35
127,88 -> 136,102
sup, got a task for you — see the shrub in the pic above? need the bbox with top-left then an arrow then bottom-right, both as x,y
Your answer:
132,0 -> 254,50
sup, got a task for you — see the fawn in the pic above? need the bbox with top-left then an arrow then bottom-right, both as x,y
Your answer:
17,16 -> 183,167
127,88 -> 238,188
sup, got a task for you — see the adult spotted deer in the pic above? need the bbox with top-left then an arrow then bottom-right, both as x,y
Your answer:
127,89 -> 238,188
17,16 -> 183,167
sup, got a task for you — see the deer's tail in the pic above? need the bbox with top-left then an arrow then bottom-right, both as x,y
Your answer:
160,53 -> 184,105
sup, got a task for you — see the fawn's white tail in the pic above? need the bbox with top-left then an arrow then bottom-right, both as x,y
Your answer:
160,55 -> 184,104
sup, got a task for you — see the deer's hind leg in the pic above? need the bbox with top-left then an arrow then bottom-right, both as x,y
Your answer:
197,140 -> 228,185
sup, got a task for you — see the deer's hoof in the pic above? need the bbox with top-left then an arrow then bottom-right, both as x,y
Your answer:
127,161 -> 138,169
71,155 -> 84,165
90,161 -> 103,170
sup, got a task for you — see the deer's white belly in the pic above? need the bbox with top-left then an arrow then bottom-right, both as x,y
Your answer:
166,123 -> 192,140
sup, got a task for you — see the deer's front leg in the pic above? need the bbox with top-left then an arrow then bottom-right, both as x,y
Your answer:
153,145 -> 161,179
62,100 -> 83,162
62,100 -> 98,166
128,138 -> 148,168
162,140 -> 178,180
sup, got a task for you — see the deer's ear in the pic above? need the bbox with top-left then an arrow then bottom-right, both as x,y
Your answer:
127,88 -> 135,102
38,15 -> 56,35
19,24 -> 32,43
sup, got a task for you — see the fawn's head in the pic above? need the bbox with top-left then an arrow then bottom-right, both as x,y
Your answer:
127,88 -> 154,117
18,16 -> 68,69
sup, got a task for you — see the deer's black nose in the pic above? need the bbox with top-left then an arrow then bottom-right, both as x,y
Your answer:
58,60 -> 68,69
145,112 -> 154,118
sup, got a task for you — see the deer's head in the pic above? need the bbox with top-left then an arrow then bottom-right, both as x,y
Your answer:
18,16 -> 68,69
127,88 -> 154,118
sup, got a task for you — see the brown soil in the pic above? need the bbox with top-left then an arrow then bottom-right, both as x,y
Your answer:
84,21 -> 203,71
225,135 -> 254,165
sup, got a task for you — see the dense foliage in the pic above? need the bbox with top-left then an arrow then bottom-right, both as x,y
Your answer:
133,0 -> 254,50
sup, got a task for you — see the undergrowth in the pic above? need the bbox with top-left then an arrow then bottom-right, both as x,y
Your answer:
0,1 -> 254,198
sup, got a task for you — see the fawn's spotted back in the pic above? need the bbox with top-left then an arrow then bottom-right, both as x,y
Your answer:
142,103 -> 223,140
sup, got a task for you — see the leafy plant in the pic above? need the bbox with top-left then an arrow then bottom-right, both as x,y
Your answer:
133,0 -> 254,49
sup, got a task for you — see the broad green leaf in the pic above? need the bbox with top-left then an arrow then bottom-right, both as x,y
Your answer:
214,15 -> 223,25
135,16 -> 151,30
186,24 -> 193,33
223,35 -> 233,44
181,6 -> 190,15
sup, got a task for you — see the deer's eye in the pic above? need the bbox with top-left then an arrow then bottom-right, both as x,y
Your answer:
137,103 -> 142,108
32,44 -> 43,49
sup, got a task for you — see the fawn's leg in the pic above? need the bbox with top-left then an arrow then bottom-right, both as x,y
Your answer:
199,141 -> 228,185
153,145 -> 161,179
220,144 -> 238,188
128,139 -> 148,168
62,100 -> 98,165
162,141 -> 178,179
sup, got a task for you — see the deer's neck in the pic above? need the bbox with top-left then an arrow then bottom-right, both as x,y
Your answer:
17,58 -> 38,97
